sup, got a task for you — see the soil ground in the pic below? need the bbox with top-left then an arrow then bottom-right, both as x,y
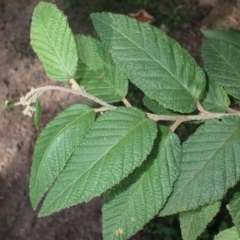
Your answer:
0,0 -> 240,239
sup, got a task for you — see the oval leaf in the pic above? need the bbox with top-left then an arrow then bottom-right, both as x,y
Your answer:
160,117 -> 240,216
74,35 -> 128,103
30,2 -> 78,81
91,13 -> 206,113
39,107 -> 157,216
180,202 -> 221,240
202,39 -> 240,100
30,104 -> 95,209
102,126 -> 181,240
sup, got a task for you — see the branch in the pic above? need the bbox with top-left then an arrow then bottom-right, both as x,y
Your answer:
29,86 -> 115,109
7,82 -> 240,132
8,84 -> 115,117
147,112 -> 240,122
147,101 -> 240,131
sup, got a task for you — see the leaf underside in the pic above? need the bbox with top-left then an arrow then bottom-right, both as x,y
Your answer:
179,202 -> 221,240
39,107 -> 157,216
160,116 -> 240,216
30,2 -> 78,81
91,13 -> 206,113
30,104 -> 95,209
74,35 -> 128,103
102,126 -> 181,240
202,39 -> 240,100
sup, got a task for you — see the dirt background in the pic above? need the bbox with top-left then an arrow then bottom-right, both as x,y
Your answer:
1,0 -> 240,239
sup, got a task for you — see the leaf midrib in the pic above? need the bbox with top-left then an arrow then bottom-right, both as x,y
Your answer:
76,36 -> 124,99
175,122 -> 240,209
95,14 -> 195,99
206,40 -> 240,83
41,116 -> 153,214
107,132 -> 171,240
36,4 -> 71,79
32,109 -> 92,198
182,211 -> 195,239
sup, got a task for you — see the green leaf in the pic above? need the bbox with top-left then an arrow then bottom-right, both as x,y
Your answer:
30,104 -> 95,209
201,81 -> 230,113
180,202 -> 221,240
34,99 -> 42,130
201,29 -> 240,49
102,126 -> 181,240
39,107 -> 157,216
143,96 -> 177,115
227,191 -> 240,235
91,13 -> 206,113
160,117 -> 240,216
30,2 -> 78,81
214,227 -> 240,240
202,39 -> 240,100
74,35 -> 128,103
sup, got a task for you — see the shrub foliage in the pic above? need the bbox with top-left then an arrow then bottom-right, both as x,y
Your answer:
8,2 -> 240,240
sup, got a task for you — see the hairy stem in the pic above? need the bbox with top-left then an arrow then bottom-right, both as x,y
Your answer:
24,85 -> 115,110
147,112 -> 240,122
9,83 -> 240,132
